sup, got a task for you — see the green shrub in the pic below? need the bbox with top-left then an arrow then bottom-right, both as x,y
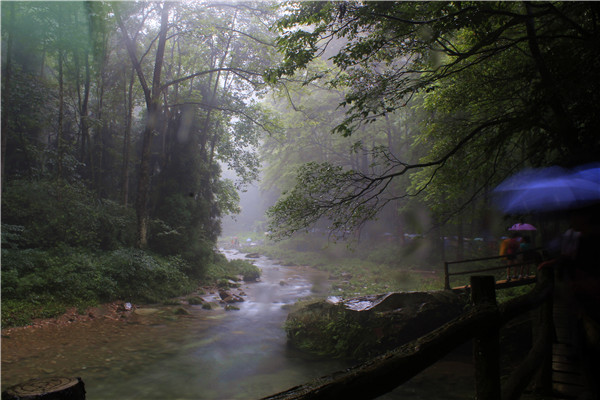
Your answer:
0,247 -> 197,327
202,256 -> 261,284
1,299 -> 67,327
187,296 -> 204,305
99,248 -> 195,303
1,179 -> 136,250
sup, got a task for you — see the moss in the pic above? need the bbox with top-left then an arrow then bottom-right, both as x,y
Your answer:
284,292 -> 468,360
187,296 -> 204,305
173,307 -> 190,315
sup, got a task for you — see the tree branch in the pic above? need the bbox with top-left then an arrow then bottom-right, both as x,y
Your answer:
162,67 -> 263,91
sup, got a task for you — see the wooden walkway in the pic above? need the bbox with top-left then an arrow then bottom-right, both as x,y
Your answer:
551,291 -> 586,399
454,275 -> 589,399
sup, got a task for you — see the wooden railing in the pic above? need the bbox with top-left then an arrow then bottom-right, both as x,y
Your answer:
444,249 -> 544,289
262,268 -> 554,400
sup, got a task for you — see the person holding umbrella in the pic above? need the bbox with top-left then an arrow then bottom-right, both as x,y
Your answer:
508,223 -> 537,278
537,206 -> 600,398
500,233 -> 520,281
494,163 -> 600,398
518,236 -> 535,278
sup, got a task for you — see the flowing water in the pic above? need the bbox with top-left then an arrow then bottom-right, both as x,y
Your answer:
1,250 -> 474,399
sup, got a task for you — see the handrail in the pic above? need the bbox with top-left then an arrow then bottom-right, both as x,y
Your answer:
444,248 -> 544,289
449,261 -> 531,277
262,269 -> 554,400
445,247 -> 543,265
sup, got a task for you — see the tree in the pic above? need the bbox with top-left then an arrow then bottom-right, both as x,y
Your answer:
115,2 -> 171,248
262,67 -> 418,240
267,1 -> 600,238
3,1 -> 279,261
113,1 -> 279,249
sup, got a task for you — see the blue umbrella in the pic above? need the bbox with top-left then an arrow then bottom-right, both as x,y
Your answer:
572,162 -> 600,182
493,163 -> 600,214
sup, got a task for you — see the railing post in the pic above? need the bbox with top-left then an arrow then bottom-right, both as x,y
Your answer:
471,275 -> 501,400
531,266 -> 554,395
444,261 -> 450,290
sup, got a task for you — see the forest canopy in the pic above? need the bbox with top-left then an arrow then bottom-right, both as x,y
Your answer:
264,1 -> 600,238
2,1 -> 279,253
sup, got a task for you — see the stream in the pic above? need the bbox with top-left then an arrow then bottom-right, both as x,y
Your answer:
1,249 -> 474,399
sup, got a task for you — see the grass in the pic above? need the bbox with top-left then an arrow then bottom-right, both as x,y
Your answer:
241,234 -> 446,298
1,298 -> 84,327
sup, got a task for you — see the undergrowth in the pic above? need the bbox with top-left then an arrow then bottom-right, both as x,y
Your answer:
1,247 -> 260,328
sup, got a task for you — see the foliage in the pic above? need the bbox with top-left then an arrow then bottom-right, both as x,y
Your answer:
261,66 -> 417,239
2,179 -> 136,250
268,162 -> 376,237
284,302 -> 365,358
0,246 -> 196,327
201,254 -> 261,284
1,299 -> 68,328
1,2 -> 281,325
2,1 -> 280,253
266,1 -> 600,238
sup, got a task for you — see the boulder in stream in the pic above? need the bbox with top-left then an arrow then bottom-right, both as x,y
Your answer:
284,290 -> 469,360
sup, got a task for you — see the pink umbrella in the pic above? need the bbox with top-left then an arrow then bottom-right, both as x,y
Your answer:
509,223 -> 536,231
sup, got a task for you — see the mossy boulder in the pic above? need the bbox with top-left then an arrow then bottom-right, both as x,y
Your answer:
284,291 -> 469,360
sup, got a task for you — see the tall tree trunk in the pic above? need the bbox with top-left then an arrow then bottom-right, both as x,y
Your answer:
80,53 -> 91,169
57,49 -> 64,180
1,2 -> 15,193
93,74 -> 105,192
201,14 -> 235,159
116,3 -> 170,248
121,69 -> 134,207
456,215 -> 464,260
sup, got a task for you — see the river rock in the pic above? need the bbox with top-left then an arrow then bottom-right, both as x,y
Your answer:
218,290 -> 244,303
245,253 -> 260,258
173,307 -> 191,315
202,302 -> 220,310
217,279 -> 241,288
285,290 -> 469,360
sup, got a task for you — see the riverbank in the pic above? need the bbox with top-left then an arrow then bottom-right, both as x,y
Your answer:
1,285 -> 221,338
1,250 -> 348,399
1,248 -> 260,329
